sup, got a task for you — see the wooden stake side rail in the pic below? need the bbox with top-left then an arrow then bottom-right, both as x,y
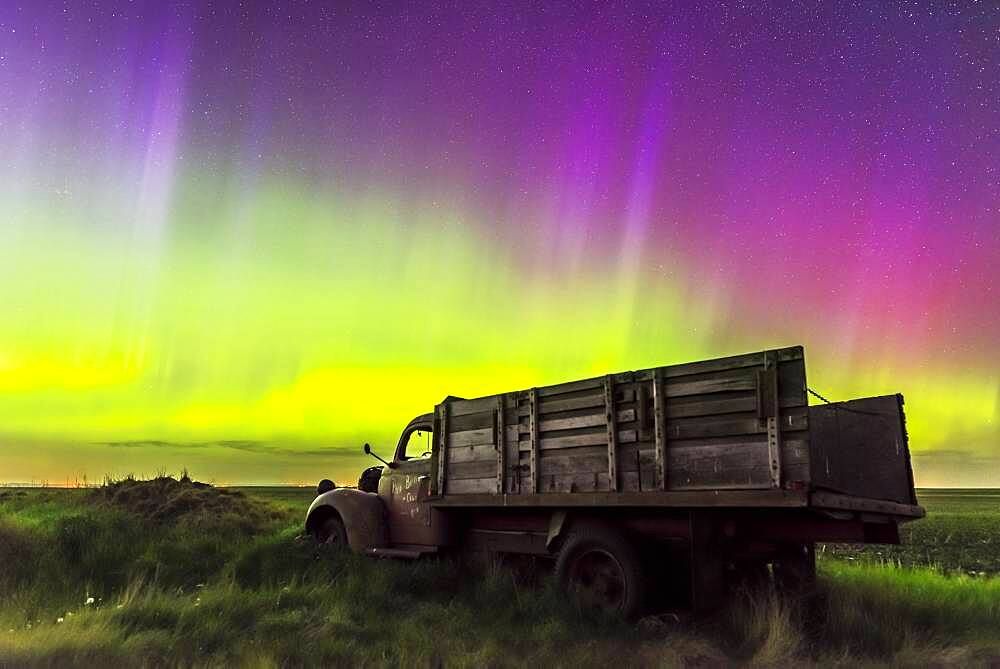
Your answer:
653,368 -> 667,490
604,375 -> 618,492
434,346 -> 810,498
528,388 -> 539,494
763,349 -> 782,489
495,395 -> 506,495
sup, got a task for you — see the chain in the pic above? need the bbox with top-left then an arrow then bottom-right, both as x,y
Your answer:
807,387 -> 834,404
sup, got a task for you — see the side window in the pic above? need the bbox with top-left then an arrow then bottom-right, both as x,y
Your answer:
401,428 -> 433,460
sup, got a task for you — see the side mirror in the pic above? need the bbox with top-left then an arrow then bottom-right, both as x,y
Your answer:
363,442 -> 393,468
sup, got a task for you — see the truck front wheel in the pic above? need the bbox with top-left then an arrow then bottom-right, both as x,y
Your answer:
555,525 -> 645,619
315,516 -> 348,550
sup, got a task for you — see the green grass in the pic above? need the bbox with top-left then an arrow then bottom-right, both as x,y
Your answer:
1,481 -> 998,667
819,489 -> 1000,575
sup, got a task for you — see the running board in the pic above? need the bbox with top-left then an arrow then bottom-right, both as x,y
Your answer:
364,546 -> 438,559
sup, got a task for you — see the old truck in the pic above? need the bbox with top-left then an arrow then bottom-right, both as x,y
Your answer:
305,345 -> 923,616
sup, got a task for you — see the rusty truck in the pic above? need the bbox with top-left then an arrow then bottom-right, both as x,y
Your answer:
305,346 -> 923,617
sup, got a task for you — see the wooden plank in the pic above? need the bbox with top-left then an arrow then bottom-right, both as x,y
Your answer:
436,402 -> 449,494
666,371 -> 757,398
448,459 -> 501,480
659,345 -> 803,380
431,488 -> 810,509
517,428 -> 639,452
662,392 -> 805,420
664,410 -> 808,440
446,477 -> 498,495
539,471 -> 611,493
537,443 -> 650,473
646,433 -> 767,450
496,395 -> 505,494
448,443 -> 496,464
604,375 -> 619,492
536,408 -> 635,432
653,369 -> 667,490
665,393 -> 757,419
538,389 -> 635,414
668,465 -> 769,490
449,395 -> 501,417
529,388 -> 539,494
449,427 -> 495,448
450,407 -> 513,432
536,377 -> 604,398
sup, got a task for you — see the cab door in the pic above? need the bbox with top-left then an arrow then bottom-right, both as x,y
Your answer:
378,419 -> 435,545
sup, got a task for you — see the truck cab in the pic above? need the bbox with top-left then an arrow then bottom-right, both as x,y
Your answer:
306,414 -> 448,558
376,414 -> 443,547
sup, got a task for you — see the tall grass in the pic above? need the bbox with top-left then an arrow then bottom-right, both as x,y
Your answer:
1,483 -> 999,667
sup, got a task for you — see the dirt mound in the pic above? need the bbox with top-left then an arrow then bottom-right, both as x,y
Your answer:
89,476 -> 277,527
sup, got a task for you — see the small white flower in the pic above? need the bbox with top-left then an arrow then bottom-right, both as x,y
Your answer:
56,617 -> 64,624
116,604 -> 124,610
85,596 -> 95,606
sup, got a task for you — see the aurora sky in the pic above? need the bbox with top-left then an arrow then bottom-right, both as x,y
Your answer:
1,1 -> 997,486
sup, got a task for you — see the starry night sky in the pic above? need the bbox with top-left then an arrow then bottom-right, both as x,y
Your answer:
1,1 -> 997,485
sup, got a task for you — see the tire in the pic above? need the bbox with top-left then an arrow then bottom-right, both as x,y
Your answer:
730,560 -> 771,592
555,524 -> 645,619
315,515 -> 348,550
773,542 -> 816,595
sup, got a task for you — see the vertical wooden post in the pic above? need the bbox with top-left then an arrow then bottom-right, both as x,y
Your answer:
495,395 -> 506,495
436,402 -> 449,496
652,368 -> 668,490
528,388 -> 539,494
764,351 -> 782,488
604,375 -> 618,492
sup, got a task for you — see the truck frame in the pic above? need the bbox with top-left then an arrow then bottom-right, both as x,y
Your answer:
305,346 -> 924,616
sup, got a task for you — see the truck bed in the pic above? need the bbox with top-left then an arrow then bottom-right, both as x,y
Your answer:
429,346 -> 921,518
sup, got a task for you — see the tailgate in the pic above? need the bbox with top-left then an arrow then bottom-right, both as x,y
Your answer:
808,394 -> 918,506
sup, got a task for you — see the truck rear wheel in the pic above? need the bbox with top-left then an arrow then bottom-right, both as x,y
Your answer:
773,542 -> 816,594
555,525 -> 644,619
315,516 -> 348,550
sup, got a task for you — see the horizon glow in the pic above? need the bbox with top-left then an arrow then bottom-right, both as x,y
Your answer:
1,2 -> 997,486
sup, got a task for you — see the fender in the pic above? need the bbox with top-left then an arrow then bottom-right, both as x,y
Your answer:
305,488 -> 388,552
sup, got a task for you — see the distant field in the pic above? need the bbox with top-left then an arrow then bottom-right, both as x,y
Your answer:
1,482 -> 998,667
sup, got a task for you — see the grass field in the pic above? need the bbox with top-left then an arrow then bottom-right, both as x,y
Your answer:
0,481 -> 998,667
